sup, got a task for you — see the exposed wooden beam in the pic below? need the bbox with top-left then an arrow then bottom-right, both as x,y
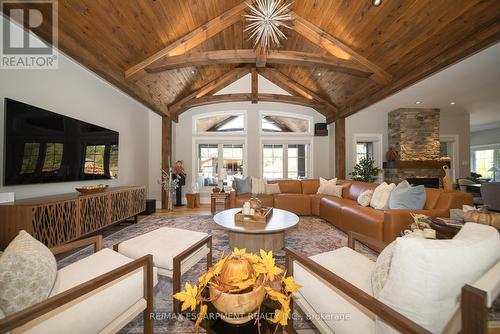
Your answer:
251,67 -> 258,104
180,93 -> 328,112
258,67 -> 338,120
125,0 -> 255,81
256,45 -> 267,67
162,115 -> 172,209
169,67 -> 250,121
263,116 -> 292,132
145,49 -> 371,78
335,117 -> 346,179
207,115 -> 238,131
293,13 -> 392,85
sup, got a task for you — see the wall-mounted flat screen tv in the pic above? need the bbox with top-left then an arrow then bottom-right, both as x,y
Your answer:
3,98 -> 119,185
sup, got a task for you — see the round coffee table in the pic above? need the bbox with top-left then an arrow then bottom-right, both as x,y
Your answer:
214,208 -> 299,253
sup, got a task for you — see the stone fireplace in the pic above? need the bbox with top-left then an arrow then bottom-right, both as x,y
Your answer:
383,108 -> 450,187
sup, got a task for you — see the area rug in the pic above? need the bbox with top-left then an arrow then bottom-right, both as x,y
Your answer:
58,215 -> 377,333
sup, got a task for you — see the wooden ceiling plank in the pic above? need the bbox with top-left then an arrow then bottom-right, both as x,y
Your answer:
292,13 -> 392,85
256,45 -> 267,67
145,49 -> 371,78
125,0 -> 255,81
259,68 -> 338,119
251,67 -> 258,104
169,67 -> 251,120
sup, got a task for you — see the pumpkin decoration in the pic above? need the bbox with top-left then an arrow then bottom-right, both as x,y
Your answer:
249,197 -> 262,209
464,206 -> 500,229
218,254 -> 255,290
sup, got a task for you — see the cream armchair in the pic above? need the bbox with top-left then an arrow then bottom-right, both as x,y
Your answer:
0,235 -> 157,334
286,226 -> 500,334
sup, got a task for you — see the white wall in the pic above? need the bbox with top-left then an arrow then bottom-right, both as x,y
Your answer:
471,128 -> 500,147
173,74 -> 330,203
0,16 -> 157,200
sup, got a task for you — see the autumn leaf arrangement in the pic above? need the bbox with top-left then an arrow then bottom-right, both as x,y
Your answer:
174,248 -> 301,331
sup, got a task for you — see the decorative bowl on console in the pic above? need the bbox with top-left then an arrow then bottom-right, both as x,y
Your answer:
75,184 -> 108,195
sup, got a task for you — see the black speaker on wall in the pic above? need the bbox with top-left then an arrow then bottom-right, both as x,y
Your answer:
314,123 -> 328,136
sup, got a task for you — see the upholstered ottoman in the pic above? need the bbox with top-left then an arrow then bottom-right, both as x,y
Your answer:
113,227 -> 212,313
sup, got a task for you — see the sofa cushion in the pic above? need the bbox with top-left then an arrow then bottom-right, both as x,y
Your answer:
301,179 -> 320,194
235,194 -> 274,207
275,180 -> 302,194
378,223 -> 500,333
347,181 -> 377,201
389,180 -> 426,210
357,189 -> 373,207
20,248 -> 158,334
273,194 -> 311,215
341,206 -> 385,240
319,197 -> 358,229
0,231 -> 57,315
370,182 -> 396,210
234,176 -> 252,195
251,177 -> 267,194
293,247 -> 375,334
118,227 -> 208,271
265,183 -> 280,195
311,194 -> 330,216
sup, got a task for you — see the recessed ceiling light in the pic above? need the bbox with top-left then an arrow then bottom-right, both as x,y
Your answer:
372,0 -> 382,7
415,101 -> 422,105
190,70 -> 195,74
317,72 -> 322,76
450,102 -> 456,105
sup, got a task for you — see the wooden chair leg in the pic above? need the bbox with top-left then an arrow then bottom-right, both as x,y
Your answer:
143,255 -> 154,334
173,258 -> 181,314
461,284 -> 488,334
207,237 -> 213,267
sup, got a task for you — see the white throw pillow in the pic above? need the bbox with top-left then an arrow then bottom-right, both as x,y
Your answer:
0,231 -> 57,315
265,183 -> 281,195
357,189 -> 373,207
317,177 -> 339,196
370,182 -> 396,210
377,223 -> 500,333
251,177 -> 267,194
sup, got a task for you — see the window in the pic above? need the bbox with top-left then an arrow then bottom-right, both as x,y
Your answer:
195,115 -> 244,133
197,143 -> 245,188
42,143 -> 63,172
356,142 -> 374,164
21,143 -> 40,174
263,144 -> 284,179
472,149 -> 496,178
84,145 -> 105,175
261,115 -> 310,133
262,143 -> 309,179
287,144 -> 307,179
109,145 -> 119,178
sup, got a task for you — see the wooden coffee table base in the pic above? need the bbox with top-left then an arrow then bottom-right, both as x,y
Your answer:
228,231 -> 284,253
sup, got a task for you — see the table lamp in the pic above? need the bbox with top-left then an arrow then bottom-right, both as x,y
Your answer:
488,166 -> 500,182
218,168 -> 228,193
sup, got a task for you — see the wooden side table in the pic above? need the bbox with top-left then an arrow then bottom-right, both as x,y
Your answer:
211,192 -> 230,215
185,193 -> 200,209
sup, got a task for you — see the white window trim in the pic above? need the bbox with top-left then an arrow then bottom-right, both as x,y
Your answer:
191,136 -> 248,193
192,110 -> 248,135
259,110 -> 314,136
440,134 -> 459,181
259,137 -> 314,179
352,133 -> 383,169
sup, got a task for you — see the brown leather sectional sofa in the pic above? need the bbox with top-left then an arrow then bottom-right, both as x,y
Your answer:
229,179 -> 473,243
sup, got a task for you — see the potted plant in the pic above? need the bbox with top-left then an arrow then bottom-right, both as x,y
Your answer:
174,248 -> 301,331
349,157 -> 381,183
158,159 -> 179,211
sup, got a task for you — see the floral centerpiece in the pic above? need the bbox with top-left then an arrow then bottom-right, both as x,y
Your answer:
174,248 -> 301,331
158,161 -> 179,211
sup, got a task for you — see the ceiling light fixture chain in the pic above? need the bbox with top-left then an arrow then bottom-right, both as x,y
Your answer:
244,0 -> 294,50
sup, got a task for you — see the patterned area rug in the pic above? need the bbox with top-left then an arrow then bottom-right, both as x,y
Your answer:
58,215 -> 377,333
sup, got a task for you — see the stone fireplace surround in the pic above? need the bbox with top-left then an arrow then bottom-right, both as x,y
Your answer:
384,108 -> 450,186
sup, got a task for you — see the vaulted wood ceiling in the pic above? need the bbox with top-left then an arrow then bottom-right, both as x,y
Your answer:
13,0 -> 500,122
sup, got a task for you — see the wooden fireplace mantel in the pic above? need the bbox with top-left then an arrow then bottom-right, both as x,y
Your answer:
0,186 -> 146,249
383,160 -> 451,169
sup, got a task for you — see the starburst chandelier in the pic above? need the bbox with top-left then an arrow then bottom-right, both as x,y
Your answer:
244,0 -> 294,50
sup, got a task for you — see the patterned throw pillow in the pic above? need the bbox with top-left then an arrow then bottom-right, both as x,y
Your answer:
251,177 -> 267,194
0,231 -> 57,315
357,189 -> 374,207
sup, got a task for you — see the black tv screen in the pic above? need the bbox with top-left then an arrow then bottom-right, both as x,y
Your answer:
3,98 -> 119,185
